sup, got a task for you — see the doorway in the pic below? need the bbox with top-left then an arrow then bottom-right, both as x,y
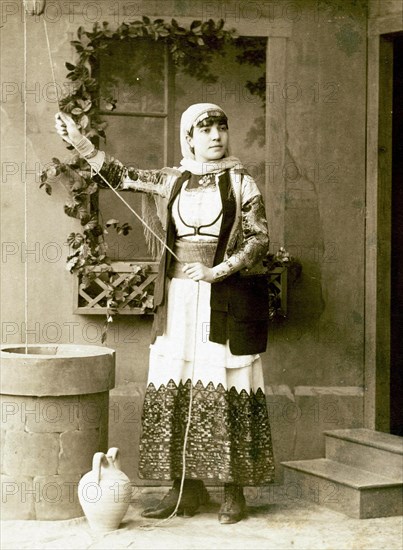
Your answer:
369,31 -> 403,434
390,34 -> 403,436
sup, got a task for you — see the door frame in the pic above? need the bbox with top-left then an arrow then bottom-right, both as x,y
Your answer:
365,15 -> 403,431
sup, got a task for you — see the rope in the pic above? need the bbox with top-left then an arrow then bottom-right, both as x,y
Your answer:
168,281 -> 199,519
40,15 -> 198,527
23,8 -> 28,354
84,167 -> 183,264
139,280 -> 200,530
43,18 -> 60,109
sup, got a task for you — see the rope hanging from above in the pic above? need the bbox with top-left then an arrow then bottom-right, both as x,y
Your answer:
23,3 -> 29,353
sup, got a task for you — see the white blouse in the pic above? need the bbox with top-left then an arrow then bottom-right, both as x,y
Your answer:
172,178 -> 223,241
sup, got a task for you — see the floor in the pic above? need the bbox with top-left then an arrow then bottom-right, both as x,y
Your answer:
1,489 -> 402,550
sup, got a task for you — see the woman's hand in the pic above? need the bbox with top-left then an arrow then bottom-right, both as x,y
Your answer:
183,262 -> 215,283
54,112 -> 83,146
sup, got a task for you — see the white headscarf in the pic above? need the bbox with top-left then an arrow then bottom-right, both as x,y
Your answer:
179,103 -> 242,175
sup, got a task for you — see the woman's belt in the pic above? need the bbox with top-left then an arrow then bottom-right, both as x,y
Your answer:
168,239 -> 217,279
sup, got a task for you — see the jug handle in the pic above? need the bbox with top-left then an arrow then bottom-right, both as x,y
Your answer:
107,447 -> 121,470
92,452 -> 107,484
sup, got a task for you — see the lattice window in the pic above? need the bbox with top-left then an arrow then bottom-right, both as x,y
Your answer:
74,263 -> 287,316
74,261 -> 159,315
267,266 -> 287,318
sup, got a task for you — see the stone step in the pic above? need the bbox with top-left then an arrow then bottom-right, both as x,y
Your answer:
324,429 -> 403,481
281,458 -> 402,519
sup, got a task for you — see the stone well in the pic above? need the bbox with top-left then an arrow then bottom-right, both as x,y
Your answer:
0,344 -> 115,520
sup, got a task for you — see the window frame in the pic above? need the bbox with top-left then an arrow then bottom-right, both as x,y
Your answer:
93,39 -> 175,263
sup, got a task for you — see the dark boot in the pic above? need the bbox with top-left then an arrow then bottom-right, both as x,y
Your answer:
141,479 -> 180,519
141,479 -> 203,519
218,483 -> 246,524
183,479 -> 210,507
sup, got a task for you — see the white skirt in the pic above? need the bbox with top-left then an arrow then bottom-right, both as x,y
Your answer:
148,277 -> 265,393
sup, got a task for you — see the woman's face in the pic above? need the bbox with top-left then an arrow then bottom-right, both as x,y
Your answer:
186,121 -> 229,162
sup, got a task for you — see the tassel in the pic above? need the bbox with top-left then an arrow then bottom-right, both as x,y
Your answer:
141,195 -> 165,260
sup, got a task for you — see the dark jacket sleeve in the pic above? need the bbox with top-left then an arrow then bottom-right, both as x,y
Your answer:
212,179 -> 269,281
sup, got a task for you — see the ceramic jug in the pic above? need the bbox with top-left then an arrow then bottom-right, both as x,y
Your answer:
78,447 -> 131,532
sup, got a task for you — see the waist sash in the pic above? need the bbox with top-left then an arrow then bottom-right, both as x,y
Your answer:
168,239 -> 217,279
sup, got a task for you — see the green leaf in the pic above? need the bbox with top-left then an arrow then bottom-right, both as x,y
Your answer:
79,114 -> 89,129
64,201 -> 78,217
117,223 -> 132,236
86,182 -> 98,195
46,166 -> 57,179
104,101 -> 116,111
143,295 -> 154,309
66,256 -> 79,272
84,218 -> 98,231
216,19 -> 225,30
65,62 -> 76,70
67,233 -> 84,248
101,324 -> 108,344
64,201 -> 88,220
77,98 -> 91,110
114,290 -> 127,301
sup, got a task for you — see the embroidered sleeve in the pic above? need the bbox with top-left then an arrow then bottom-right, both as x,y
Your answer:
86,150 -> 171,198
211,193 -> 269,282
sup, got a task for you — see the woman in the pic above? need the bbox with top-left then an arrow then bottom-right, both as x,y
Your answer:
55,103 -> 275,524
